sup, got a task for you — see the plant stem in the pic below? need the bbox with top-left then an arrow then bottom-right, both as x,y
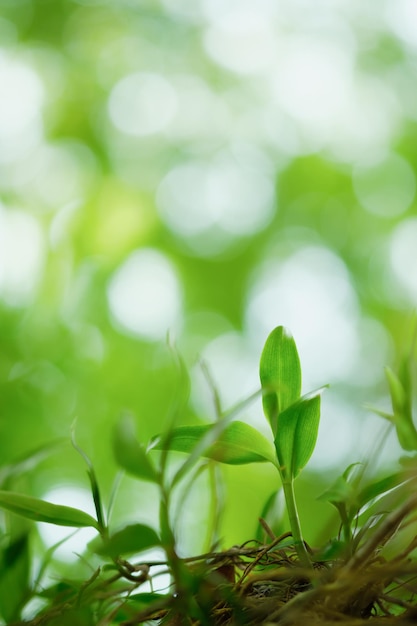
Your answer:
282,478 -> 312,568
339,506 -> 352,557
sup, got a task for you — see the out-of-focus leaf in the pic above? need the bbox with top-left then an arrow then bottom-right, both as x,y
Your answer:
385,366 -> 417,451
0,491 -> 99,529
0,532 -> 30,623
151,421 -> 276,465
34,530 -> 79,590
129,592 -> 169,604
274,393 -> 321,480
357,471 -> 408,510
92,523 -> 160,557
259,326 -> 302,434
256,490 -> 286,543
318,475 -> 356,507
37,581 -> 78,600
314,539 -> 346,562
44,607 -> 92,626
0,439 -> 66,488
113,414 -> 158,483
318,463 -> 361,507
385,366 -> 407,417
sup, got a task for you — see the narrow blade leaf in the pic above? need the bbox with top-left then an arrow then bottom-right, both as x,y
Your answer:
0,491 -> 99,529
0,532 -> 30,623
0,439 -> 66,488
385,366 -> 417,451
357,471 -> 408,510
259,326 -> 301,434
113,414 -> 158,483
385,367 -> 407,419
274,393 -> 321,479
151,421 -> 276,466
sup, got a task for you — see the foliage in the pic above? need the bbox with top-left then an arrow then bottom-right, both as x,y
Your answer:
1,2 -> 417,623
0,327 -> 416,624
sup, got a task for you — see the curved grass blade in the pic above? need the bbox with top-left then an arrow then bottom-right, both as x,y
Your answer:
385,366 -> 417,451
0,439 -> 66,488
71,425 -> 106,531
0,491 -> 100,529
357,471 -> 410,511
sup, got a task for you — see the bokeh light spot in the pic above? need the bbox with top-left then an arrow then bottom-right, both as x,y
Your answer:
0,205 -> 44,306
156,146 -> 275,250
386,0 -> 417,49
191,331 -> 257,418
0,52 -> 43,138
353,153 -> 416,218
245,246 -> 360,388
107,248 -> 182,340
15,141 -> 98,211
272,37 -> 354,127
37,486 -> 97,562
204,9 -> 276,75
389,217 -> 417,303
0,52 -> 44,164
108,72 -> 178,136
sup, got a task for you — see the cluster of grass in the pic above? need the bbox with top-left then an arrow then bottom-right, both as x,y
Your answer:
1,327 -> 417,625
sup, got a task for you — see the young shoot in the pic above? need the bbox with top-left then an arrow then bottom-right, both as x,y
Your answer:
152,326 -> 324,568
260,326 -> 324,567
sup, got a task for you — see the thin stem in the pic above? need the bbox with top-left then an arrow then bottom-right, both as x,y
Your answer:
282,478 -> 311,568
339,506 -> 353,557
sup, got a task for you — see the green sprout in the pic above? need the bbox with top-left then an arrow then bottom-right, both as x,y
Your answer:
0,327 -> 324,571
151,325 -> 324,568
260,326 -> 323,566
0,326 -> 417,625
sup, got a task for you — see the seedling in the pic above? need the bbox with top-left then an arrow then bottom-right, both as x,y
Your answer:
151,326 -> 323,567
0,325 -> 416,625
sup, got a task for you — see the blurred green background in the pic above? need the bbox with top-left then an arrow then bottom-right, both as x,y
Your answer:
1,0 -> 417,561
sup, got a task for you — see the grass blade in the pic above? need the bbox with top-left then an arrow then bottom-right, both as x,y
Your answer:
0,491 -> 100,529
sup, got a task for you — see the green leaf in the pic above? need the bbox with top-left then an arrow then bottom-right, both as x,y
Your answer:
0,532 -> 30,623
129,592 -> 169,605
385,366 -> 407,419
92,523 -> 160,557
71,428 -> 106,531
318,463 -> 362,507
385,366 -> 417,451
0,439 -> 66,488
259,326 -> 302,434
274,393 -> 321,480
314,539 -> 346,562
357,471 -> 408,510
151,421 -> 277,466
0,491 -> 100,529
318,475 -> 356,507
113,414 -> 158,483
256,490 -> 286,542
